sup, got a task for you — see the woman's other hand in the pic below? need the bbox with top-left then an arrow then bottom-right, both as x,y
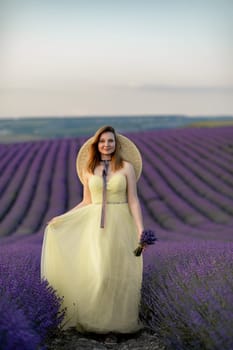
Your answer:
47,216 -> 59,225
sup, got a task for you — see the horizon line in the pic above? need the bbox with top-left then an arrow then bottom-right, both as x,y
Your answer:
1,114 -> 233,120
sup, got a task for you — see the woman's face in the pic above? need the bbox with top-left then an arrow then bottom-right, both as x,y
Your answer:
98,131 -> 116,158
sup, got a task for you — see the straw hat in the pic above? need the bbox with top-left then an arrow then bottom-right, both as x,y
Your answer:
76,134 -> 142,184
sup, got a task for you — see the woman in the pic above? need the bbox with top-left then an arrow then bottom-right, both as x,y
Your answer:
41,125 -> 145,334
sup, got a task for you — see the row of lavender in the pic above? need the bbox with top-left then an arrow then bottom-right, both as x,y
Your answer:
137,127 -> 233,241
0,127 -> 233,241
0,126 -> 233,349
0,138 -> 83,239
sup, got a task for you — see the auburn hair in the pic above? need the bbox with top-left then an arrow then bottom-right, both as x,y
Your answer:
87,126 -> 124,173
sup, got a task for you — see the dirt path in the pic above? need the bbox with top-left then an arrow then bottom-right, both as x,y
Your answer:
46,327 -> 167,350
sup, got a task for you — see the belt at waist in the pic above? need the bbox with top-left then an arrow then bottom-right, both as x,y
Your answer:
93,201 -> 127,205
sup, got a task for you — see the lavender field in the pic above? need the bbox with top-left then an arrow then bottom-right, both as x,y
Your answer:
0,126 -> 233,349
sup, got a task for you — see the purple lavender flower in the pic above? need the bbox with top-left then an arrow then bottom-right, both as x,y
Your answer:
0,243 -> 66,349
134,229 -> 157,256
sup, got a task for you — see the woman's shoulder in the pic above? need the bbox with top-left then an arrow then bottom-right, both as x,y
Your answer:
122,160 -> 135,176
82,169 -> 92,184
122,160 -> 133,169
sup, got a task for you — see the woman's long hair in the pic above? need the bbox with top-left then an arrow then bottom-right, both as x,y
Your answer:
87,126 -> 123,173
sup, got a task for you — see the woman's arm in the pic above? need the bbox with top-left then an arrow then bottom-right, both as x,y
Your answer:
125,162 -> 144,240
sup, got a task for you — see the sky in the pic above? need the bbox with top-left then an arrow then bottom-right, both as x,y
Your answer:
0,0 -> 233,118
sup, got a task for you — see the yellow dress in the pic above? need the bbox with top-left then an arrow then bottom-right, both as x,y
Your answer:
41,173 -> 143,333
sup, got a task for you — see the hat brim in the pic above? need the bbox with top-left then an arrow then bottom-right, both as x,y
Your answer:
76,134 -> 142,184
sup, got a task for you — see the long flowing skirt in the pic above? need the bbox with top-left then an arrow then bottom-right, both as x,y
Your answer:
41,203 -> 143,333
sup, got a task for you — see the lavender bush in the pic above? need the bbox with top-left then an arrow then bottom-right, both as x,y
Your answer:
0,243 -> 65,350
141,241 -> 233,350
0,296 -> 42,350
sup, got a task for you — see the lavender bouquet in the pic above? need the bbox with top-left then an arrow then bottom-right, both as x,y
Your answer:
133,229 -> 157,256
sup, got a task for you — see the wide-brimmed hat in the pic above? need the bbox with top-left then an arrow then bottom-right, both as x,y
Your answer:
76,134 -> 142,184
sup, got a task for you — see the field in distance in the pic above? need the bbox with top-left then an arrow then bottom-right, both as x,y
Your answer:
1,115 -> 233,143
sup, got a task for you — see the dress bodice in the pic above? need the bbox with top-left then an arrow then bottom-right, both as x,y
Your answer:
88,173 -> 127,204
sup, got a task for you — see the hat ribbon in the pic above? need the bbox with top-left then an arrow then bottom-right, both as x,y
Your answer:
100,160 -> 110,228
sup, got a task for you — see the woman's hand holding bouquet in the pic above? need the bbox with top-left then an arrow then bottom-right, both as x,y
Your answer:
133,229 -> 157,256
